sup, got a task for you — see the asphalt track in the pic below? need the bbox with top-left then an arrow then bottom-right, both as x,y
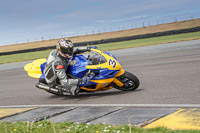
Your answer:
0,40 -> 200,129
0,40 -> 200,106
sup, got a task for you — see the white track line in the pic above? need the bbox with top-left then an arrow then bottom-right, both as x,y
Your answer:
0,104 -> 200,108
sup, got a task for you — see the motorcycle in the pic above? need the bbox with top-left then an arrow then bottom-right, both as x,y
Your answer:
24,47 -> 139,95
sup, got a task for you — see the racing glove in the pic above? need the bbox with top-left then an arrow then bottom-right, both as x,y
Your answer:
80,77 -> 90,85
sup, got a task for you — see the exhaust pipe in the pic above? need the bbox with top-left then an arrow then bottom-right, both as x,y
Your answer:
35,83 -> 60,94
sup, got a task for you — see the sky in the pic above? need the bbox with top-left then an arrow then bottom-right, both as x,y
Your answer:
0,0 -> 200,45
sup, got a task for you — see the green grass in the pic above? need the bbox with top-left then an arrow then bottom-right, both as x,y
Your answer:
0,120 -> 199,133
97,31 -> 200,51
0,50 -> 52,64
1,31 -> 200,64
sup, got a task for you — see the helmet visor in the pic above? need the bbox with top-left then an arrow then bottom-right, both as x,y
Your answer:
60,43 -> 73,56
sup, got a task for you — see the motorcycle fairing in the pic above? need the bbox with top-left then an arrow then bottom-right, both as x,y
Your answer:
78,49 -> 125,91
68,52 -> 121,89
68,55 -> 89,78
103,51 -> 120,64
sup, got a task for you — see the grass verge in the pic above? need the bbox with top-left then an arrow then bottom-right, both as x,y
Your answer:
0,31 -> 200,64
0,120 -> 199,133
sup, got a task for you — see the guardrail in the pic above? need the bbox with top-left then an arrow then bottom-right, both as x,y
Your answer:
1,26 -> 200,56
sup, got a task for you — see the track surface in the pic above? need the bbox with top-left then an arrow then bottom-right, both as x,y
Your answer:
0,40 -> 200,106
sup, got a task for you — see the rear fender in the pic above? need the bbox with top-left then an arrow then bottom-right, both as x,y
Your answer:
24,58 -> 47,79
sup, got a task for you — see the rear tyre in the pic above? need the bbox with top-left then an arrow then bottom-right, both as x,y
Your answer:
113,71 -> 139,91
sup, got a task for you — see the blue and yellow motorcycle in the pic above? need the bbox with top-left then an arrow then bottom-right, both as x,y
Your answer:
24,47 -> 139,95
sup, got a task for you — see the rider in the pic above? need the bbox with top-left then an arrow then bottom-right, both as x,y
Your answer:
42,38 -> 90,96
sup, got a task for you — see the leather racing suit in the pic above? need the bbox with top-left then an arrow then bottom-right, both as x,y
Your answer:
43,48 -> 89,95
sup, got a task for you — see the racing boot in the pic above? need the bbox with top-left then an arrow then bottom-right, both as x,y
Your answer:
69,85 -> 80,96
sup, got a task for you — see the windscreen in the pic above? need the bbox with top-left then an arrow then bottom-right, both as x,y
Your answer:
88,51 -> 107,65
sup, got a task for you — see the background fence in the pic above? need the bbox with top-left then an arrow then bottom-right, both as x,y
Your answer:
1,26 -> 200,56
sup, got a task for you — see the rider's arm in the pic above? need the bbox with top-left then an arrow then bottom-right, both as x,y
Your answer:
53,60 -> 79,90
53,60 -> 69,86
73,47 -> 90,55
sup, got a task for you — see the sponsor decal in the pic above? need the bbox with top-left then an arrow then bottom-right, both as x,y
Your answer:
56,65 -> 64,69
70,60 -> 76,66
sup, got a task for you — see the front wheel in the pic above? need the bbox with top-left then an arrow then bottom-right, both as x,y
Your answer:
113,71 -> 140,91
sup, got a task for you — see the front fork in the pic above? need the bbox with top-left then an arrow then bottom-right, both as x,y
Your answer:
113,69 -> 125,87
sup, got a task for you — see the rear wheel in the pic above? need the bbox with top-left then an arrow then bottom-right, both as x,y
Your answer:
113,71 -> 139,91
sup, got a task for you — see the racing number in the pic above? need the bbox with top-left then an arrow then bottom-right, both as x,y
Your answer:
109,59 -> 117,68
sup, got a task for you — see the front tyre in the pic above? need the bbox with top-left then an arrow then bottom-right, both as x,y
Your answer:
113,71 -> 139,91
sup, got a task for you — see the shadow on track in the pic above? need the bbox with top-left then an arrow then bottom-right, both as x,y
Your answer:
48,88 -> 144,101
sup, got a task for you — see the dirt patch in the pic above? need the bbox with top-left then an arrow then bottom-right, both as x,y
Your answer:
1,19 -> 200,52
